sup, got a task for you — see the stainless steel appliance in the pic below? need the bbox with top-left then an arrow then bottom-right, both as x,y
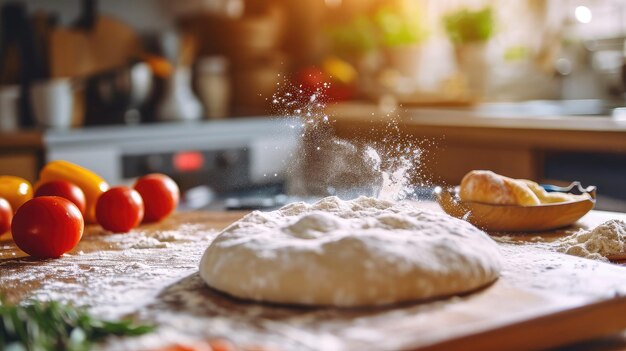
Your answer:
585,37 -> 626,102
43,117 -> 302,209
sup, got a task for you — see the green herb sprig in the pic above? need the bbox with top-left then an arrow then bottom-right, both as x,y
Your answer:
0,298 -> 154,351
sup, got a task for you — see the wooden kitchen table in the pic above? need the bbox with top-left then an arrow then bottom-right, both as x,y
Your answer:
2,206 -> 626,351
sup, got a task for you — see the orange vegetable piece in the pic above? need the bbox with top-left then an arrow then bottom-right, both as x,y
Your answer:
0,176 -> 33,212
38,160 -> 109,223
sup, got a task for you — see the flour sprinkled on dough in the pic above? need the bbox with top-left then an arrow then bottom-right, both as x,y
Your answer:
199,196 -> 502,307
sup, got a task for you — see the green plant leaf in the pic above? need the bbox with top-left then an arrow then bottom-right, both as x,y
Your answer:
443,7 -> 495,44
0,297 -> 155,351
374,6 -> 427,47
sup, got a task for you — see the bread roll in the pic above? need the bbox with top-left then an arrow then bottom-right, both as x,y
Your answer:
459,170 -> 541,206
521,180 -> 591,203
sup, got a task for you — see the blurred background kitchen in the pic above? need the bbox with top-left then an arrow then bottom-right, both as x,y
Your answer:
0,0 -> 625,211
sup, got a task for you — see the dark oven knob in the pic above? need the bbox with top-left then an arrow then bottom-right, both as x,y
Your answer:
215,150 -> 240,169
143,154 -> 165,173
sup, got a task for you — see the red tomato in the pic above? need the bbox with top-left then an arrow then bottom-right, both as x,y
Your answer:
297,66 -> 327,90
12,196 -> 84,258
34,180 -> 87,215
0,197 -> 12,234
146,338 -> 238,351
207,339 -> 238,351
295,66 -> 354,103
133,174 -> 180,223
96,186 -> 144,233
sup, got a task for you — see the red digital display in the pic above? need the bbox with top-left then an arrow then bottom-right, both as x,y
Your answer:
173,151 -> 204,172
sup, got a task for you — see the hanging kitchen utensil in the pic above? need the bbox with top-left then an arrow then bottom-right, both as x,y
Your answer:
0,5 -> 20,85
74,0 -> 97,30
0,3 -> 48,127
30,10 -> 59,79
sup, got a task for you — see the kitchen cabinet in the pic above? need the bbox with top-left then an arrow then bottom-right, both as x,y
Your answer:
0,153 -> 39,182
0,130 -> 43,182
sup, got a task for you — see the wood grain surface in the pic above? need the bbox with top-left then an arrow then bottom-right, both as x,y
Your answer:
2,206 -> 626,351
435,188 -> 596,232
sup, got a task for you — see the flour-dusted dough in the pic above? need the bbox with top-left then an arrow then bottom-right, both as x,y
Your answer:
199,196 -> 502,307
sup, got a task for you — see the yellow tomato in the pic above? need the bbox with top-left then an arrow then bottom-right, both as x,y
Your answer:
0,176 -> 33,212
322,56 -> 357,84
39,160 -> 109,224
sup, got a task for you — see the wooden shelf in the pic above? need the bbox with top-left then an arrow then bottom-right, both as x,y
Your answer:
0,130 -> 43,151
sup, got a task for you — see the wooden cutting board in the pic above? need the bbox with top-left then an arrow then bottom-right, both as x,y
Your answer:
49,16 -> 140,78
2,208 -> 626,351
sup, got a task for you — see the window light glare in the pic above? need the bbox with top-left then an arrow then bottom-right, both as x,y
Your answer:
575,6 -> 592,24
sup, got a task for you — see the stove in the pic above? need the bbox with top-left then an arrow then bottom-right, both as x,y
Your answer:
43,117 -> 302,209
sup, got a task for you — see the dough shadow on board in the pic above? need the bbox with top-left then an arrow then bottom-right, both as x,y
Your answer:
148,272 -> 498,322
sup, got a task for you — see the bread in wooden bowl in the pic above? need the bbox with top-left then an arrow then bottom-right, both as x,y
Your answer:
459,170 -> 590,206
459,170 -> 540,206
438,170 -> 596,231
520,179 -> 591,204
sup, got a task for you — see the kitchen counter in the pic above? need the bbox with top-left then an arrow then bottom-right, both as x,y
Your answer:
3,107 -> 626,207
327,102 -> 626,212
0,129 -> 43,150
42,117 -> 294,147
0,117 -> 296,150
328,101 -> 626,151
3,207 -> 626,350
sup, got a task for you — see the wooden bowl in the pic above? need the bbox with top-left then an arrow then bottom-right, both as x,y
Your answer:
434,183 -> 596,232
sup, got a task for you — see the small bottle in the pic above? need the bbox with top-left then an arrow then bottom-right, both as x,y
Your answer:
156,65 -> 203,122
196,56 -> 231,119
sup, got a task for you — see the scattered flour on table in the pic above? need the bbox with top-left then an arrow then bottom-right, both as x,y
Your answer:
100,224 -> 216,250
492,236 -> 515,244
556,220 -> 626,261
0,222 -> 218,320
492,220 -> 626,262
493,235 -> 546,245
